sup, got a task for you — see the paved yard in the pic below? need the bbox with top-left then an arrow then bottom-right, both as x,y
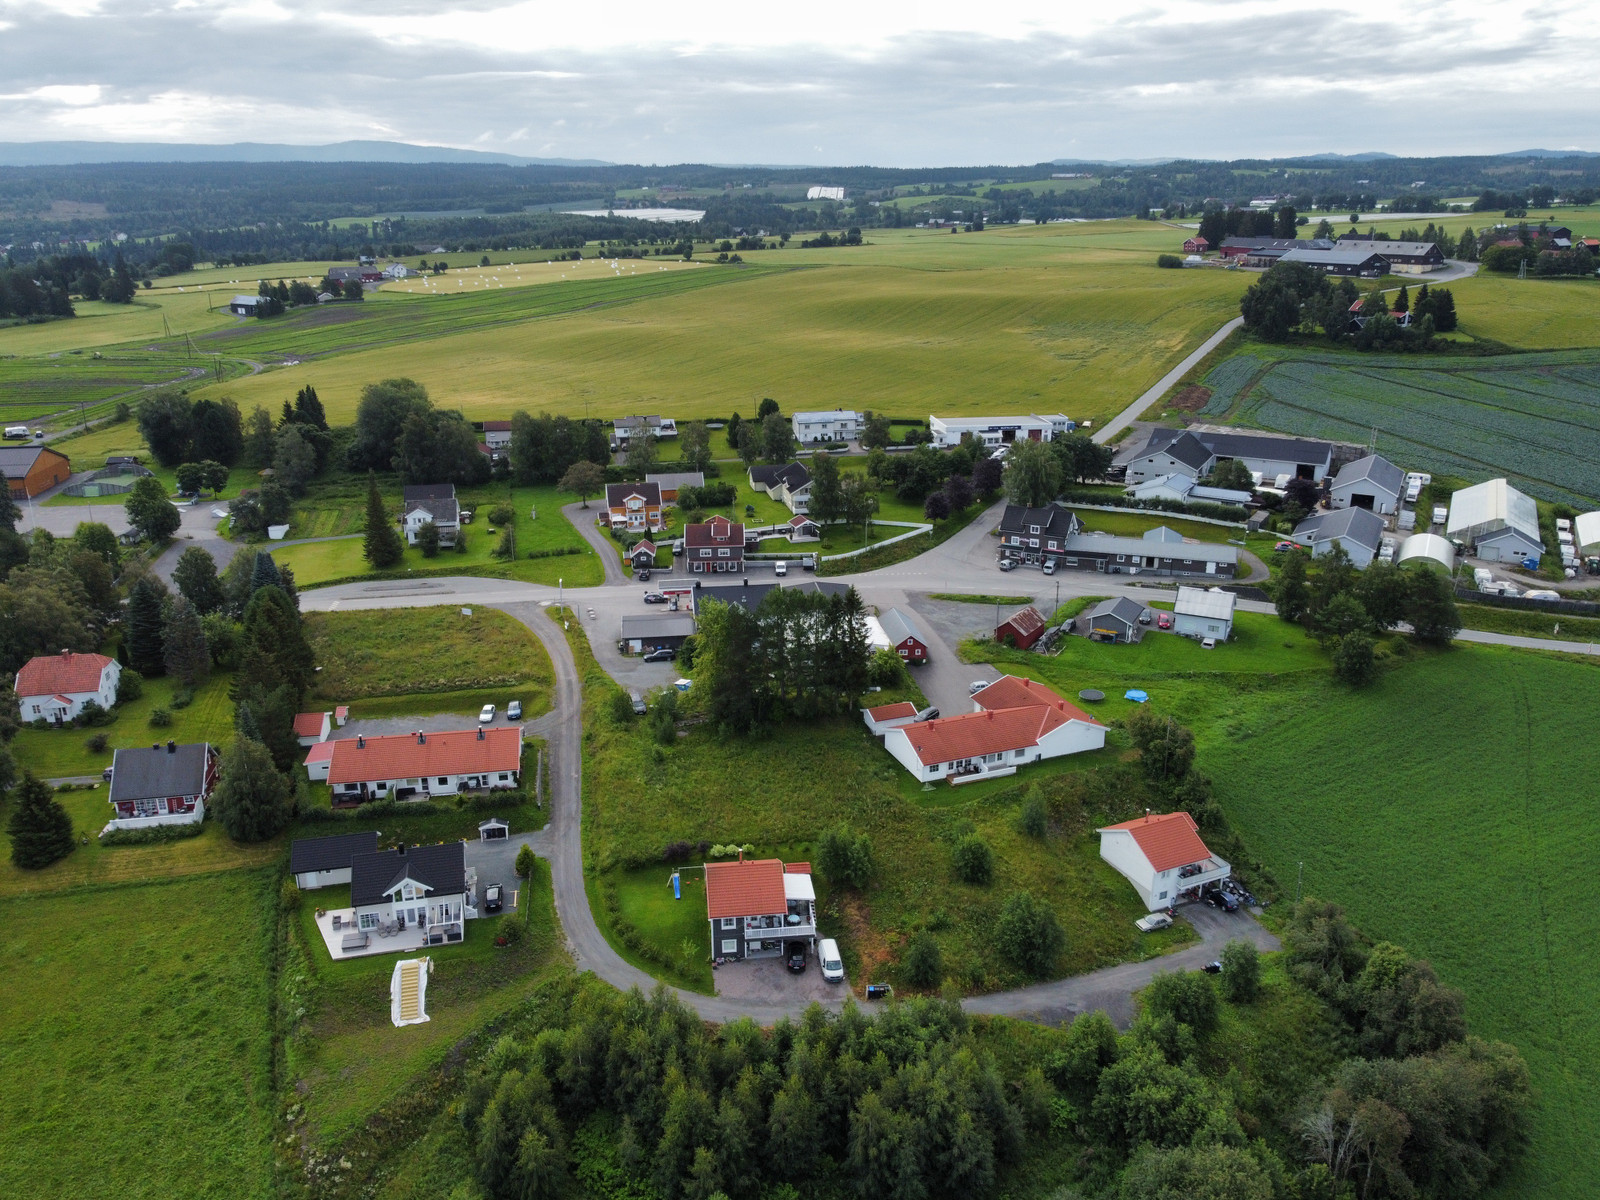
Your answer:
712,952 -> 846,1007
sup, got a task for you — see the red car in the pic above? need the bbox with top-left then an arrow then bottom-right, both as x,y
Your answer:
1273,540 -> 1297,553
1157,612 -> 1173,630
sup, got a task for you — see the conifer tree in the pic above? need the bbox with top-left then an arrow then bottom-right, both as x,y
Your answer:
363,471 -> 403,568
162,595 -> 210,686
124,573 -> 169,675
7,772 -> 75,869
210,737 -> 292,842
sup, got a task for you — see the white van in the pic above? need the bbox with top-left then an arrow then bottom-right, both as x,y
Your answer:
817,938 -> 845,983
774,560 -> 788,577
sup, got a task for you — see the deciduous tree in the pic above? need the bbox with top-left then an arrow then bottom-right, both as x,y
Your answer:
210,737 -> 292,842
1001,437 -> 1061,508
558,460 -> 606,507
173,545 -> 224,614
124,475 -> 181,541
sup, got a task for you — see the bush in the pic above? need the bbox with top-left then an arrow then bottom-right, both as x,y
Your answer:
817,825 -> 875,889
279,877 -> 301,913
995,890 -> 1064,976
1143,970 -> 1220,1035
148,708 -> 173,728
1219,940 -> 1260,1003
99,822 -> 207,846
663,840 -> 694,863
1016,794 -> 1047,839
489,503 -> 515,526
495,914 -> 525,945
609,689 -> 636,724
902,932 -> 943,989
75,700 -> 111,727
170,686 -> 195,710
515,843 -> 537,878
85,733 -> 109,753
116,669 -> 144,702
951,835 -> 994,885
1157,254 -> 1184,268
416,520 -> 441,558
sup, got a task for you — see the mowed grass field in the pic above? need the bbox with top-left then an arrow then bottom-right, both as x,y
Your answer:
1200,647 -> 1600,1200
188,223 -> 1247,428
303,604 -> 554,712
0,871 -> 276,1199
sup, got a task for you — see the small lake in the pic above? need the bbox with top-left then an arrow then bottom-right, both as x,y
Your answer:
564,207 -> 705,222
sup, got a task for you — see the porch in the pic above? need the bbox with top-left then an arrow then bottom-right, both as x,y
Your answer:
1176,855 -> 1232,896
313,906 -> 467,960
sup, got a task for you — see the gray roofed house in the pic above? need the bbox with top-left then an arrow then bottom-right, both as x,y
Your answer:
291,831 -> 380,889
878,607 -> 929,661
1173,586 -> 1236,641
1083,597 -> 1146,643
349,842 -> 468,910
1054,529 -> 1239,578
997,503 -> 1081,557
620,613 -> 697,650
401,484 -> 460,545
109,742 -> 213,804
645,471 -> 705,501
694,579 -> 853,613
748,462 -> 811,492
1276,246 -> 1390,276
1329,454 -> 1406,516
1293,506 -> 1388,568
1144,525 -> 1185,543
1122,430 -> 1215,484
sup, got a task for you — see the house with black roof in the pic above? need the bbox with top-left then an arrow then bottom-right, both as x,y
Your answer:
998,504 -> 1082,561
1292,506 -> 1388,569
1082,597 -> 1146,644
748,462 -> 812,513
349,842 -> 471,943
1123,431 -> 1215,485
401,484 -> 460,546
1123,427 -> 1335,486
106,741 -> 218,831
291,831 -> 381,890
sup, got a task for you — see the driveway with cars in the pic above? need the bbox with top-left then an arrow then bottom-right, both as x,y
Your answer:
711,953 -> 845,1007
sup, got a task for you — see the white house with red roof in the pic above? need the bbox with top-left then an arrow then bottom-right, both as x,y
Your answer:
294,711 -> 332,746
303,740 -> 336,782
686,514 -> 746,573
704,858 -> 816,961
881,674 -> 1105,784
1097,811 -> 1231,911
15,650 -> 121,725
862,700 -> 920,735
327,727 -> 523,804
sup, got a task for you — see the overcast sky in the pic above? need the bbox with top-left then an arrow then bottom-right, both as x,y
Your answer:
0,0 -> 1595,164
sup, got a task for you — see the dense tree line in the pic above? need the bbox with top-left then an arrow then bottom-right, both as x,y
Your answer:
1240,261 -> 1458,350
693,587 -> 871,733
508,411 -> 611,486
342,378 -> 490,486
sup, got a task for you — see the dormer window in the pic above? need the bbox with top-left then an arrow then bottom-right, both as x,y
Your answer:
1030,525 -> 1040,534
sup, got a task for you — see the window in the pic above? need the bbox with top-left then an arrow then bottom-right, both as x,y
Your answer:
699,549 -> 711,557
1030,525 -> 1040,534
1117,554 -> 1126,562
1029,539 -> 1039,548
1047,541 -> 1057,550
360,912 -> 379,930
721,918 -> 736,930
438,776 -> 449,785
31,704 -> 40,714
717,548 -> 730,557
721,939 -> 738,955
1014,748 -> 1026,758
498,773 -> 509,781
1158,891 -> 1168,900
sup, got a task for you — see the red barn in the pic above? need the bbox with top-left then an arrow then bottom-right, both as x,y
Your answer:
1182,236 -> 1209,254
995,604 -> 1047,650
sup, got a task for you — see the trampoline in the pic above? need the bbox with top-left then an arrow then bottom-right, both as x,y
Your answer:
1078,689 -> 1105,703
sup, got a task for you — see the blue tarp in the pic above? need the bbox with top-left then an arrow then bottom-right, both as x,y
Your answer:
1124,689 -> 1149,703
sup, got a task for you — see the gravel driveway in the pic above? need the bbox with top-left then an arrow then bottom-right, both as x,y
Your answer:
713,953 -> 847,1006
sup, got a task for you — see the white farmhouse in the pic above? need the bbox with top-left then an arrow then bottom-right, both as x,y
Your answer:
401,484 -> 460,546
927,413 -> 1073,449
791,410 -> 863,444
15,650 -> 121,725
1097,811 -> 1231,911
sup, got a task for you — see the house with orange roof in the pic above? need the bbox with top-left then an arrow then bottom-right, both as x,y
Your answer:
15,649 -> 122,725
327,727 -> 523,804
1096,811 -> 1231,910
862,700 -> 920,735
704,858 -> 817,961
294,711 -> 332,746
881,674 -> 1105,784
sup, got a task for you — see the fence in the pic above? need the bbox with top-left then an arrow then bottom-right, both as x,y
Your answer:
60,464 -> 153,497
1454,586 -> 1599,617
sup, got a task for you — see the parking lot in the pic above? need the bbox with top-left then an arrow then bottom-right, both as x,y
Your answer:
711,951 -> 846,1005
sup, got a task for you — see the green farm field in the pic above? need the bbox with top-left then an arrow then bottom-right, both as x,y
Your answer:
1219,349 -> 1600,505
180,223 -> 1245,427
0,871 -> 277,1200
1202,647 -> 1600,1200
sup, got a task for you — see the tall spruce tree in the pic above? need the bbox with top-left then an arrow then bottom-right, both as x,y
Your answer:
239,585 -> 314,706
363,472 -> 403,568
162,595 -> 210,686
7,772 -> 76,869
249,550 -> 281,596
210,737 -> 292,842
124,573 -> 169,676
292,385 -> 328,430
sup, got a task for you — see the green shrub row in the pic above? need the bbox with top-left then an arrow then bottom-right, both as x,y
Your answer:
99,821 -> 207,846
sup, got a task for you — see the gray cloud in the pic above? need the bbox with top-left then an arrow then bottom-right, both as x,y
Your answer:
0,0 -> 1592,162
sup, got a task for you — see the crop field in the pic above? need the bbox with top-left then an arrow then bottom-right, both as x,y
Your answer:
1196,353 -> 1266,415
0,351 -> 203,420
1203,647 -> 1600,1200
1231,350 -> 1600,504
180,223 -> 1245,427
303,604 -> 554,709
1449,273 -> 1600,349
0,871 -> 276,1200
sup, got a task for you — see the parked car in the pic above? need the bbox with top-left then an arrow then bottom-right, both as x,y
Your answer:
1202,960 -> 1223,974
642,647 -> 676,663
636,568 -> 652,582
630,691 -> 647,715
1273,540 -> 1296,553
1204,889 -> 1239,912
1135,912 -> 1173,932
643,592 -> 667,604
817,937 -> 845,983
774,561 -> 788,577
101,765 -> 114,782
479,703 -> 497,724
1201,637 -> 1217,649
483,883 -> 503,912
507,701 -> 522,720
997,558 -> 1017,571
969,680 -> 990,695
785,941 -> 808,973
1137,610 -> 1152,625
1041,559 -> 1057,575
1156,612 -> 1173,630
914,706 -> 940,722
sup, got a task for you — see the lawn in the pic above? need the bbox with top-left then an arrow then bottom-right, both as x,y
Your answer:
559,610 -> 1199,997
1201,646 -> 1600,1200
0,871 -> 276,1199
9,668 -> 236,781
267,479 -> 602,588
302,604 -> 555,712
1219,347 -> 1600,506
285,856 -> 565,1139
184,223 -> 1247,430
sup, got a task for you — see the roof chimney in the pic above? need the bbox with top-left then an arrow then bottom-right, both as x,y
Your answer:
476,727 -> 484,740
397,843 -> 406,856
167,740 -> 176,753
60,648 -> 71,656
417,732 -> 425,744
356,735 -> 365,749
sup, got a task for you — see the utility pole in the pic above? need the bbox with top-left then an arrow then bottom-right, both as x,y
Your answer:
1295,861 -> 1304,904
